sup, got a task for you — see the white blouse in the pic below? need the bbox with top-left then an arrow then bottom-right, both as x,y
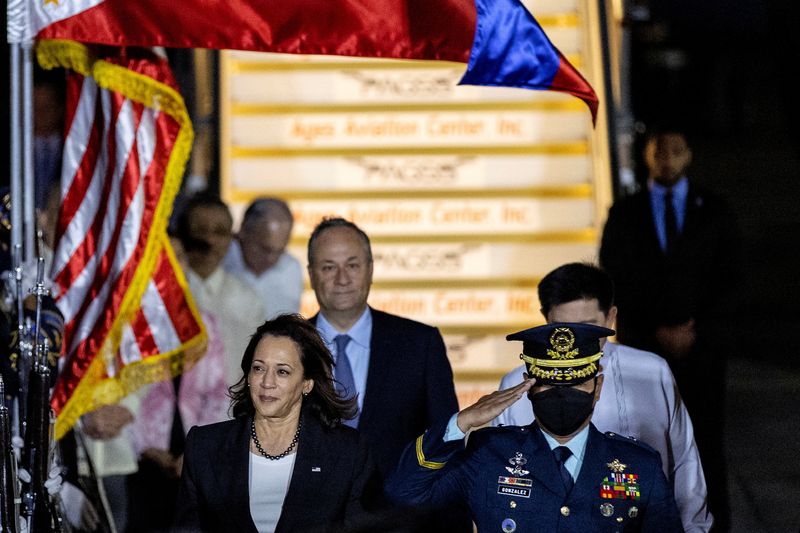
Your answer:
248,451 -> 297,533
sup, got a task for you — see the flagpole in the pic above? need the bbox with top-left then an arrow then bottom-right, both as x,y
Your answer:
21,41 -> 35,264
9,43 -> 23,259
7,0 -> 26,261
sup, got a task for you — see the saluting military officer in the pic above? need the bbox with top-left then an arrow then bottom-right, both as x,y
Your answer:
385,323 -> 682,532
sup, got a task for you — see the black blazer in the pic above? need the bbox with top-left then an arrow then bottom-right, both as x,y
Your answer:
599,184 -> 740,355
311,308 -> 459,477
174,413 -> 382,532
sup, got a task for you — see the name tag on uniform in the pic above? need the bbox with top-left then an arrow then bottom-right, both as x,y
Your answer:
497,476 -> 532,498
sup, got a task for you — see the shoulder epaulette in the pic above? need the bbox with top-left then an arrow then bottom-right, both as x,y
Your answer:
604,431 -> 658,455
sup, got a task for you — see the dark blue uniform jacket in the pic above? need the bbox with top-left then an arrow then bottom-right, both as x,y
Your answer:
386,420 -> 683,532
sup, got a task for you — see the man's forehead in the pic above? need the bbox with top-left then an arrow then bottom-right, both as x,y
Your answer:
319,252 -> 365,263
650,133 -> 688,150
549,298 -> 604,317
252,220 -> 290,241
257,212 -> 292,227
190,205 -> 230,225
317,227 -> 364,248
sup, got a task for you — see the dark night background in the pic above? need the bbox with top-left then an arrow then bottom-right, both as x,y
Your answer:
628,0 -> 800,362
626,3 -> 800,529
2,1 -> 800,530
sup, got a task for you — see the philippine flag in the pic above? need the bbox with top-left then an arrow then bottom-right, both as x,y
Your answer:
7,0 -> 104,43
23,0 -> 598,120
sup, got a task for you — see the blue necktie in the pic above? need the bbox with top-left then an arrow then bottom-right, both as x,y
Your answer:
553,446 -> 574,493
664,190 -> 678,254
334,334 -> 359,428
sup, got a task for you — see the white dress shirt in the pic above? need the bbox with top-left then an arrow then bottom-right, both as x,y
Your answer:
494,342 -> 713,533
223,241 -> 304,320
187,267 -> 267,387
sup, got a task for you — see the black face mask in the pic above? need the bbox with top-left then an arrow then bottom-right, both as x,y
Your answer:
530,379 -> 597,437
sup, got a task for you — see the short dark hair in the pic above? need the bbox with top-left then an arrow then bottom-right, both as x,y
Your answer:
538,263 -> 615,317
241,197 -> 294,232
173,193 -> 232,249
307,217 -> 372,266
229,314 -> 357,428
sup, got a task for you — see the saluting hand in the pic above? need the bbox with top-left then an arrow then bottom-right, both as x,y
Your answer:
456,378 -> 535,433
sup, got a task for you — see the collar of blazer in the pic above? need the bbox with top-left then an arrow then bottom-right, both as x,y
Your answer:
277,409 -> 338,526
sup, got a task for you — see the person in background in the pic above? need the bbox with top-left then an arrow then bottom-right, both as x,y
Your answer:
125,237 -> 230,532
306,217 -> 469,532
174,314 -> 383,532
306,217 -> 459,475
1,185 -> 118,532
386,322 -> 682,532
77,403 -> 136,532
174,193 -> 266,387
224,197 -> 303,320
33,70 -> 66,210
600,126 -> 740,530
495,262 -> 712,532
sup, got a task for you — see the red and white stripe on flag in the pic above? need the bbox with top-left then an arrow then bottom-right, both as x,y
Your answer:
37,40 -> 206,439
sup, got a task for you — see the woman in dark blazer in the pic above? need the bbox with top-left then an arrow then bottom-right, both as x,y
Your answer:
174,314 -> 384,532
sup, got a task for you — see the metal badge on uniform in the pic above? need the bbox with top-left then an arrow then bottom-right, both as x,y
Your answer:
606,459 -> 627,472
599,503 -> 614,517
497,475 -> 532,498
628,506 -> 639,518
505,452 -> 529,476
501,518 -> 517,532
311,467 -> 321,472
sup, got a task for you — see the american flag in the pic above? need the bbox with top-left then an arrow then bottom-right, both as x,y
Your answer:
38,40 -> 206,439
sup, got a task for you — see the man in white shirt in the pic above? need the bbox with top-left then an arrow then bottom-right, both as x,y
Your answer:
224,197 -> 303,320
176,194 -> 266,387
494,262 -> 713,533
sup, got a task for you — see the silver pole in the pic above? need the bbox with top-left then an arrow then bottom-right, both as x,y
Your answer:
9,43 -> 23,259
22,41 -> 36,264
